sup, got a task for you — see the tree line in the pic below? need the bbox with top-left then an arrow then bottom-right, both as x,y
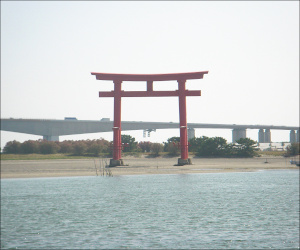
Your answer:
166,136 -> 259,157
2,135 -> 299,157
2,139 -> 110,156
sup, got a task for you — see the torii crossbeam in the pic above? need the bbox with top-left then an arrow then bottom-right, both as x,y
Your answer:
91,71 -> 208,167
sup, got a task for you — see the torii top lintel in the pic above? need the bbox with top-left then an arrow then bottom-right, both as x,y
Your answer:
91,71 -> 208,82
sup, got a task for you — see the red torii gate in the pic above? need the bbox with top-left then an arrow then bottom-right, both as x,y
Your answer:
91,72 -> 208,167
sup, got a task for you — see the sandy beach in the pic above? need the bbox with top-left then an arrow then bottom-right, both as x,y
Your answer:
1,156 -> 298,178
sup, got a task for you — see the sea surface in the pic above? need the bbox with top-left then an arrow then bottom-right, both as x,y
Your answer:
1,170 -> 299,249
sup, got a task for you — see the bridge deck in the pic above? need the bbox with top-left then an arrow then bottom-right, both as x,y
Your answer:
1,118 -> 298,137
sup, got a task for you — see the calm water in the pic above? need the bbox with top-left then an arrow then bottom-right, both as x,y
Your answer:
1,170 -> 299,249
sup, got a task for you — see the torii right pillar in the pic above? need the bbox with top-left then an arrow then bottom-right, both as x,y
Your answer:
178,79 -> 190,165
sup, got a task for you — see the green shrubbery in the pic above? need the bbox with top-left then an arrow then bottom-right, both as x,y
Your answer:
3,139 -> 110,156
3,135 -> 261,158
285,143 -> 300,157
163,137 -> 180,156
189,136 -> 258,157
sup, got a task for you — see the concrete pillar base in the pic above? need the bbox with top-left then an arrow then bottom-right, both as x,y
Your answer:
43,135 -> 59,141
290,130 -> 296,143
188,128 -> 195,140
177,158 -> 192,166
109,159 -> 124,167
232,128 -> 246,143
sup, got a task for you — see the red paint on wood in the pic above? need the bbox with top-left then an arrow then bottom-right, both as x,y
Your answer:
91,72 -> 208,82
113,80 -> 122,160
99,90 -> 201,98
178,80 -> 188,159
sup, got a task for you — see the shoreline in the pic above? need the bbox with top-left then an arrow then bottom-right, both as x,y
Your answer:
1,156 -> 298,179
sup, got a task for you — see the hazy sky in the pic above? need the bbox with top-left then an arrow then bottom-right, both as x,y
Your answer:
1,1 -> 299,147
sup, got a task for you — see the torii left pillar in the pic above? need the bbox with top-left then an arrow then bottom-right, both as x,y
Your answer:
111,80 -> 123,166
91,72 -> 208,167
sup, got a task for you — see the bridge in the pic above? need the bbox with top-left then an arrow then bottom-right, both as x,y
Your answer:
1,118 -> 299,143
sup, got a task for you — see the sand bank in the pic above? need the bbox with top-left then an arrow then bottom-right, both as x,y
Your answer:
1,156 -> 298,179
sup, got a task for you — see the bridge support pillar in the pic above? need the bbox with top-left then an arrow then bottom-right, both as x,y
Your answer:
232,129 -> 246,143
258,129 -> 265,143
296,130 -> 299,143
43,135 -> 59,141
264,129 -> 271,143
188,128 -> 195,140
290,130 -> 296,143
